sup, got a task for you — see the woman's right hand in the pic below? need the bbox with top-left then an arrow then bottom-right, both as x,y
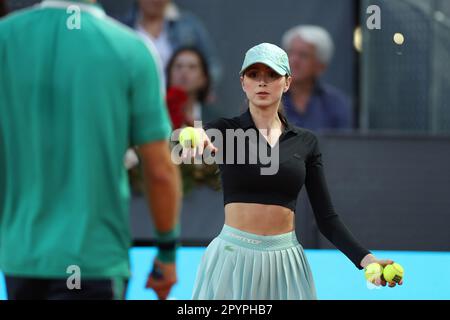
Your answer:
181,127 -> 218,160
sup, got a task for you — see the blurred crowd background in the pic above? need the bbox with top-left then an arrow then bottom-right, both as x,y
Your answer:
4,0 -> 450,134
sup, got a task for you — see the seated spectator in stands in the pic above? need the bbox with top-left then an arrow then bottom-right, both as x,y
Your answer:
123,0 -> 221,83
281,25 -> 352,131
166,47 -> 211,128
126,47 -> 211,170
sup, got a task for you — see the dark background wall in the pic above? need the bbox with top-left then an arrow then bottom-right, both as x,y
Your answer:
131,133 -> 450,252
360,0 -> 450,134
6,0 -> 357,120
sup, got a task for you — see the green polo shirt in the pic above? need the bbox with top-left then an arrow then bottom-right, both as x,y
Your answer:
0,1 -> 172,278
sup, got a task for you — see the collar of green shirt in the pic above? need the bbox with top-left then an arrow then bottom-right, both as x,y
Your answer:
39,0 -> 105,18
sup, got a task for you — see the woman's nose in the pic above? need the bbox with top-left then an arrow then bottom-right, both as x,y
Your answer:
258,76 -> 268,85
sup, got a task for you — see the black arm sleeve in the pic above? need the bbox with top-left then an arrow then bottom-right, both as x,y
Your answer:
305,135 -> 371,270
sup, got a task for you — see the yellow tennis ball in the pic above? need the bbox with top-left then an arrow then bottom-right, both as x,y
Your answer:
383,263 -> 404,283
364,263 -> 383,282
393,33 -> 405,45
179,127 -> 200,148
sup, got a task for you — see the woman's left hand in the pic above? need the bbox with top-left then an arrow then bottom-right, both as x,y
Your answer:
360,254 -> 404,288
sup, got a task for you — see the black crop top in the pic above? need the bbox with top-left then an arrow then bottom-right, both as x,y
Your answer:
203,109 -> 371,269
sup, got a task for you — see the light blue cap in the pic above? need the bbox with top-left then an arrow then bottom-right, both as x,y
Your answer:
240,43 -> 291,76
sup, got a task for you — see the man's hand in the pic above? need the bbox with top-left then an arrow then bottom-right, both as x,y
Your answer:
146,259 -> 177,300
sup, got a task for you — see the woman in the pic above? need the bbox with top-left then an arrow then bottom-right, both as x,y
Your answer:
183,43 -> 402,300
166,46 -> 211,127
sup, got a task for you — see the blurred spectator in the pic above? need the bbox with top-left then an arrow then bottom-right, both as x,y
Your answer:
128,46 -> 210,170
123,0 -> 221,84
0,0 -> 7,17
130,47 -> 217,197
166,46 -> 211,127
281,25 -> 352,131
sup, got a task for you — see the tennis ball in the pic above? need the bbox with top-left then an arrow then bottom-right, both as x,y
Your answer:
393,33 -> 405,45
364,263 -> 383,282
179,127 -> 200,148
383,263 -> 404,283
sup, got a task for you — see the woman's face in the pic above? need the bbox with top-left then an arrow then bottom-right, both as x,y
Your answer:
169,51 -> 207,96
241,63 -> 291,108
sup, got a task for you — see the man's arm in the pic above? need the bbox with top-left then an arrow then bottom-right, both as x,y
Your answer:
138,140 -> 182,233
128,36 -> 181,299
137,140 -> 182,300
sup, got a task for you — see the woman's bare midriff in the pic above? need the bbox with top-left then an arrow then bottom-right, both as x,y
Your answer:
224,203 -> 295,236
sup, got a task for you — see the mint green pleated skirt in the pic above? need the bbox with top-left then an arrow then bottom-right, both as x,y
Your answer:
192,225 -> 317,300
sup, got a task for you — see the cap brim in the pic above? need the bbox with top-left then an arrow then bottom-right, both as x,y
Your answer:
240,60 -> 288,76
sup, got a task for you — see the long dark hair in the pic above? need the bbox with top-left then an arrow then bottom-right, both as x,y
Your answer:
166,46 -> 211,104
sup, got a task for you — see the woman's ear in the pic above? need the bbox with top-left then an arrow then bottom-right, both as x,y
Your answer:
283,76 -> 292,93
240,76 -> 246,92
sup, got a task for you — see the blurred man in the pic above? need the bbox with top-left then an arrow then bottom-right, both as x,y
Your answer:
0,0 -> 181,300
281,25 -> 352,131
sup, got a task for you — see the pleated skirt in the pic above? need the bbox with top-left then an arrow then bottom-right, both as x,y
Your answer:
192,224 -> 317,300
